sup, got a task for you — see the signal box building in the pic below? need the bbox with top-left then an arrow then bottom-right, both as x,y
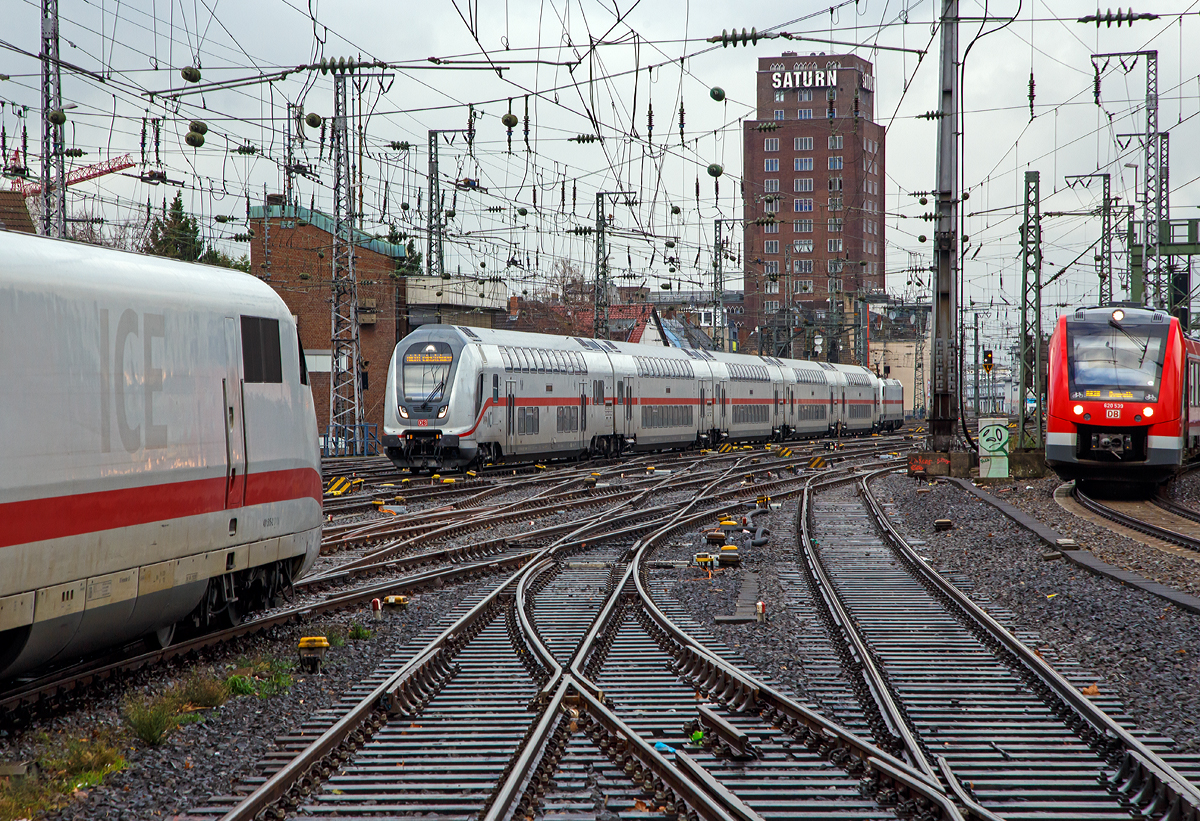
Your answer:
742,52 -> 885,350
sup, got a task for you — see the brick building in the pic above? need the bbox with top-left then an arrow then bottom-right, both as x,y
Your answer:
248,199 -> 407,440
742,52 -> 885,353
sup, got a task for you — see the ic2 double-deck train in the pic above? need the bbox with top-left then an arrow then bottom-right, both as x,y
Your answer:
1047,304 -> 1200,485
0,232 -> 322,680
382,325 -> 904,470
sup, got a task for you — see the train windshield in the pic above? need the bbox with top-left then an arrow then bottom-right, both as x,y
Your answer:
402,341 -> 454,405
1067,321 -> 1168,401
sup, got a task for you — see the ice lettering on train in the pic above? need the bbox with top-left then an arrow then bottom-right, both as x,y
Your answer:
99,308 -> 167,453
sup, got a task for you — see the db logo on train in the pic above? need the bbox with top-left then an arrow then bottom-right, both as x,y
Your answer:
418,419 -> 429,426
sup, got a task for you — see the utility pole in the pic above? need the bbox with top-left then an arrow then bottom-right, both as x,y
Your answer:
928,0 -> 960,452
1017,170 -> 1043,450
40,0 -> 66,237
1066,173 -> 1113,304
712,218 -> 738,350
1097,51 -> 1164,308
328,69 -> 363,456
972,311 -> 980,419
594,190 -> 633,339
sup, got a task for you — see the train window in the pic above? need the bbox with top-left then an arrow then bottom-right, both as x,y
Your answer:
593,379 -> 605,405
296,328 -> 309,386
476,374 -> 485,417
616,380 -> 624,404
241,316 -> 283,383
493,374 -> 500,402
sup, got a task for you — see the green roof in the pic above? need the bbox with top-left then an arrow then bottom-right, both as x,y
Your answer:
249,204 -> 407,258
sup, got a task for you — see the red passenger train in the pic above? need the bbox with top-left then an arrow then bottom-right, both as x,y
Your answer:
1046,305 -> 1200,485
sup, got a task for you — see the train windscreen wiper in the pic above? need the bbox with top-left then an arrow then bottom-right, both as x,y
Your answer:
421,380 -> 445,407
1108,318 -> 1150,363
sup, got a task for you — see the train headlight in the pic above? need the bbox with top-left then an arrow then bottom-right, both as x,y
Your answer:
398,405 -> 409,418
1073,404 -> 1084,415
1143,406 -> 1154,417
437,405 -> 449,418
1112,309 -> 1125,322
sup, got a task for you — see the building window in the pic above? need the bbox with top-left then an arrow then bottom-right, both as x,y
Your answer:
794,260 -> 814,274
828,177 -> 843,192
794,278 -> 814,292
764,300 -> 780,312
764,179 -> 780,193
793,239 -> 814,253
827,278 -> 843,292
828,156 -> 843,170
774,110 -> 785,120
765,198 -> 780,213
798,108 -> 813,119
829,135 -> 843,150
794,157 -> 814,172
827,219 -> 843,232
763,221 -> 779,233
827,259 -> 845,273
764,158 -> 779,172
793,198 -> 813,212
793,178 -> 813,193
764,240 -> 780,254
794,136 -> 813,151
827,89 -> 838,101
827,238 -> 843,253
774,91 -> 786,102
798,90 -> 813,102
764,137 -> 779,152
764,262 -> 780,279
828,197 -> 843,211
794,219 -> 813,232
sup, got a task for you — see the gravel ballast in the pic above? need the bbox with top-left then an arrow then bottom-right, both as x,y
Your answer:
1,585 -> 470,821
873,473 -> 1200,754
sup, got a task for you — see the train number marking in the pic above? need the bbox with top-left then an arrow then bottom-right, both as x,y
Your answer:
1106,408 -> 1121,419
262,517 -> 278,528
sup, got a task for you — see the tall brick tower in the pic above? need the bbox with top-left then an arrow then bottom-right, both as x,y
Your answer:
742,52 -> 885,357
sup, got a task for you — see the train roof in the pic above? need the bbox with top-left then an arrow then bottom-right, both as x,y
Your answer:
0,230 -> 290,318
1067,305 -> 1173,326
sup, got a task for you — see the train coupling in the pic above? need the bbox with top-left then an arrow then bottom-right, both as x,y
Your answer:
1091,432 -> 1132,455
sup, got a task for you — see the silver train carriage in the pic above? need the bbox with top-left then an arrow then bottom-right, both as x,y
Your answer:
0,232 -> 322,679
382,325 -> 901,470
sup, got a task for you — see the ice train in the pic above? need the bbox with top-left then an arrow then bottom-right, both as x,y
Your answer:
0,232 -> 322,679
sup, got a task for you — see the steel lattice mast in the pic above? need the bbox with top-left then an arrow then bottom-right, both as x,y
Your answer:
39,0 -> 66,237
328,70 -> 364,456
927,0 -> 960,452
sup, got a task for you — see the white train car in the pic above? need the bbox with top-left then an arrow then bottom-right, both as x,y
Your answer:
879,378 -> 905,431
382,325 -> 898,470
0,232 -> 322,679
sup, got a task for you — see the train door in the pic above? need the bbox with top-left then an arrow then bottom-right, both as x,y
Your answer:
506,379 -> 516,453
579,380 -> 588,449
222,318 -> 246,508
773,383 -> 781,433
720,380 -> 728,430
622,379 -> 634,440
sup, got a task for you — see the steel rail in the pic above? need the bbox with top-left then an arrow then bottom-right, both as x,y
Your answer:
863,472 -> 1200,814
1072,486 -> 1200,553
615,461 -> 967,820
799,473 -> 937,779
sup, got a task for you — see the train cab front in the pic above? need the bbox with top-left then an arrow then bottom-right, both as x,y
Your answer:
1047,306 -> 1181,484
382,337 -> 476,470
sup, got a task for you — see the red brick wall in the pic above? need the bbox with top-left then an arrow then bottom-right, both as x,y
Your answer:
248,215 -> 406,436
742,53 -> 885,350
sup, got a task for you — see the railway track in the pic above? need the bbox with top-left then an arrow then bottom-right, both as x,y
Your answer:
187,454 -> 967,821
1072,486 -> 1200,556
0,440 -> 904,724
794,471 -> 1200,820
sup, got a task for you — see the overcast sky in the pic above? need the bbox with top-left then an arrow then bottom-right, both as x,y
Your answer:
3,0 -> 1197,355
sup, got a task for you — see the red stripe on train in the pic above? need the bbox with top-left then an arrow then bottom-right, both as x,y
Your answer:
0,467 -> 322,549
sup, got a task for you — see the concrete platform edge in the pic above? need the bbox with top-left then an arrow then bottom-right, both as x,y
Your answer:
944,477 -> 1200,616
